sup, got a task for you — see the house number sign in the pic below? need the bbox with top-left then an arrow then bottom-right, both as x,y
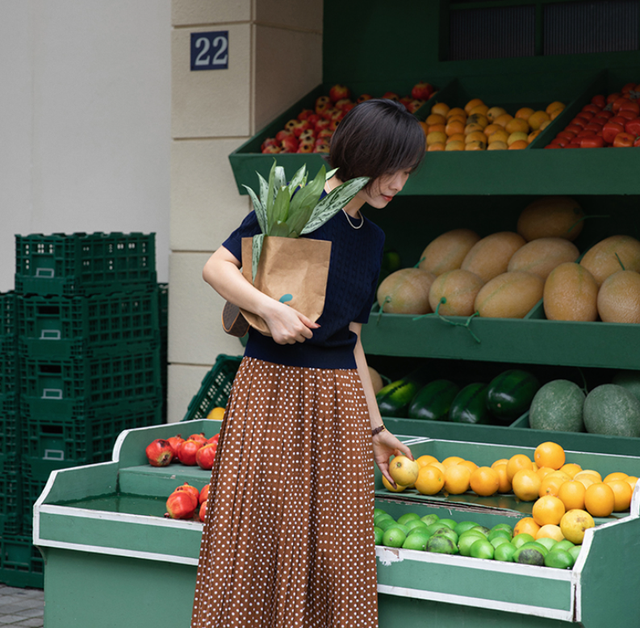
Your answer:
191,31 -> 229,70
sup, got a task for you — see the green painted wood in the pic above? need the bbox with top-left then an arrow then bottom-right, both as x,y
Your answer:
37,461 -> 118,504
41,547 -> 197,628
118,464 -> 211,497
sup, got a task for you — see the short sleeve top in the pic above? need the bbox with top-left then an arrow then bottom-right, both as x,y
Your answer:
222,209 -> 385,369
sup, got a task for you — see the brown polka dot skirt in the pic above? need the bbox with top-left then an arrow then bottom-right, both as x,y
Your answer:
191,357 -> 378,628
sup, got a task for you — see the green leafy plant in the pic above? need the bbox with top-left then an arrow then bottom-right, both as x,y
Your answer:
243,160 -> 369,279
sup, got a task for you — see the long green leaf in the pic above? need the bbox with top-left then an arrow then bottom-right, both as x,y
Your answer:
265,160 -> 277,233
286,165 -> 326,236
288,165 -> 307,194
257,172 -> 269,209
274,166 -> 286,191
301,176 -> 370,234
271,186 -> 291,229
325,168 -> 338,180
242,185 -> 267,233
270,221 -> 292,237
251,233 -> 264,282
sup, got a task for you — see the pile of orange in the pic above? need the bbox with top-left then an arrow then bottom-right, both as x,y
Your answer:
421,98 -> 565,152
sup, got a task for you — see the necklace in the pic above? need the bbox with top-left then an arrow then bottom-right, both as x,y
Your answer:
342,208 -> 364,230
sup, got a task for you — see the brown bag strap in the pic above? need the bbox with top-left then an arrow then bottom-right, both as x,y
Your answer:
221,301 -> 249,337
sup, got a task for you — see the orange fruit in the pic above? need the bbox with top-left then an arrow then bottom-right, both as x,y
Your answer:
487,106 -> 507,121
429,461 -> 447,474
512,469 -> 542,501
458,459 -> 479,473
445,120 -> 465,136
468,104 -> 490,117
389,456 -> 420,486
606,480 -> 632,512
426,113 -> 447,126
444,464 -> 472,495
506,454 -> 533,482
465,98 -> 485,113
464,123 -> 485,135
536,524 -> 564,542
492,458 -> 509,468
431,102 -> 450,117
546,101 -> 566,115
447,107 -> 467,119
546,470 -> 572,483
560,509 -> 594,544
597,270 -> 640,324
416,454 -> 439,468
536,466 -> 555,480
528,129 -> 542,143
469,466 -> 500,497
534,442 -> 566,470
442,456 -> 465,469
514,517 -> 541,538
483,123 -> 502,137
528,110 -> 551,130
415,464 -> 445,496
584,482 -> 615,517
532,495 -> 566,526
538,474 -> 565,498
603,472 -> 628,483
626,476 -> 638,492
575,475 -> 596,491
427,142 -> 445,152
515,107 -> 535,121
428,123 -> 446,134
557,480 -> 586,511
427,131 -> 447,146
382,475 -> 407,492
493,463 -> 512,493
446,133 -> 465,144
576,470 -> 602,482
560,463 -> 582,478
467,113 -> 488,128
508,139 -> 529,150
505,118 -> 530,135
419,121 -> 429,136
486,140 -> 507,151
532,462 -> 539,472
465,131 -> 487,145
465,141 -> 485,151
445,140 -> 465,151
493,113 -> 514,128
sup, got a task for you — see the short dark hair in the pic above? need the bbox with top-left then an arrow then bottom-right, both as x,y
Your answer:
329,99 -> 425,187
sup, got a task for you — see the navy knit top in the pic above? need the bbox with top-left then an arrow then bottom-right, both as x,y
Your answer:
222,209 -> 385,369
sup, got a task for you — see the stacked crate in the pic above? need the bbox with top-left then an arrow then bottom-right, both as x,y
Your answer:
1,232 -> 165,588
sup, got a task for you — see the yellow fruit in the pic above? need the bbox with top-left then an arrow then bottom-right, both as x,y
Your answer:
597,270 -> 640,324
469,466 -> 500,497
626,476 -> 638,492
419,229 -> 481,276
474,271 -> 544,319
543,262 -> 599,322
546,101 -> 566,115
461,231 -> 526,283
429,461 -> 447,474
507,238 -> 579,280
431,102 -> 450,117
444,464 -> 472,495
446,133 -> 465,144
486,140 -> 508,151
603,472 -> 628,483
534,442 -> 566,470
515,107 -> 535,121
458,460 -> 479,473
507,454 -> 534,482
465,141 -> 485,151
442,456 -> 465,469
560,463 -> 582,478
468,104 -> 490,117
416,454 -> 439,468
382,475 -> 407,492
514,517 -> 541,538
467,113 -> 489,128
506,118 -> 530,135
558,480 -> 586,511
584,482 -> 615,517
427,131 -> 447,146
207,406 -> 225,420
426,113 -> 447,126
507,131 -> 529,146
445,140 -> 465,151
445,119 -> 466,136
428,269 -> 485,317
486,106 -> 507,121
560,509 -> 595,544
508,140 -> 529,150
465,131 -> 487,145
575,470 -> 602,482
492,458 -> 509,468
536,524 -> 565,542
377,268 -> 436,314
464,123 -> 485,136
488,129 -> 509,144
605,480 -> 632,512
546,470 -> 572,482
528,130 -> 542,143
493,113 -> 514,128
517,196 -> 584,242
537,466 -> 555,480
581,235 -> 640,287
427,142 -> 445,152
446,107 -> 467,119
415,464 -> 446,495
532,495 -> 566,526
512,469 -> 542,501
575,475 -> 596,491
389,455 -> 420,487
538,474 -> 565,498
528,110 -> 551,130
494,463 -> 512,493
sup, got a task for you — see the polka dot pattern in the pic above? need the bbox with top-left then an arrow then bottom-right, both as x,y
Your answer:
191,357 -> 378,627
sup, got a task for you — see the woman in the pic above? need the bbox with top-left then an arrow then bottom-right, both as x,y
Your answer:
192,98 -> 426,627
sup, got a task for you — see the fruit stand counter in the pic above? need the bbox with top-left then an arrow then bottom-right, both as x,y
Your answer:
35,423 -> 640,627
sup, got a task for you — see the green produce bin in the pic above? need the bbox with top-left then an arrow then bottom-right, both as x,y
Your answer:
35,424 -> 640,627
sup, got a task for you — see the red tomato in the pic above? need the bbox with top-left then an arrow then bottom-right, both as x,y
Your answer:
611,97 -> 631,113
603,121 -> 626,144
618,109 -> 637,121
619,100 -> 640,114
611,115 -> 629,126
565,124 -> 584,135
565,142 -> 582,149
584,122 -> 603,133
545,144 -> 563,149
594,111 -> 613,121
621,82 -> 637,95
570,117 -> 587,128
582,104 -> 602,114
580,136 -> 605,149
591,94 -> 606,108
613,132 -> 635,148
634,137 -> 640,147
557,130 -> 577,141
552,137 -> 569,147
625,118 -> 640,137
606,92 -> 621,104
576,111 -> 594,121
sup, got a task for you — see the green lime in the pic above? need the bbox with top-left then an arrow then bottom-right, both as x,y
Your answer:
518,542 -> 549,557
433,527 -> 458,545
458,534 -> 483,557
494,542 -> 517,562
514,546 -> 545,566
490,536 -> 511,550
545,549 -> 574,569
374,508 -> 388,518
491,523 -> 514,537
374,526 -> 384,545
427,534 -> 458,555
402,532 -> 430,551
568,545 -> 581,563
472,525 -> 491,536
420,514 -> 440,526
555,539 -> 575,552
439,518 -> 458,530
382,527 -> 407,548
425,522 -> 450,537
470,538 -> 495,560
405,520 -> 429,533
512,533 -> 535,549
386,523 -> 409,535
397,512 -> 420,525
488,529 -> 511,542
535,537 -> 558,552
454,521 -> 480,536
377,518 -> 398,531
374,514 -> 394,527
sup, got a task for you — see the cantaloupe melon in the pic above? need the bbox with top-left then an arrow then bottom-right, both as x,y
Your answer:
419,228 -> 481,276
368,366 -> 385,394
612,370 -> 640,401
583,384 -> 640,437
529,380 -> 585,432
474,271 -> 544,318
517,197 -> 584,242
579,235 -> 640,287
461,232 -> 526,282
543,262 -> 598,322
507,237 -> 579,280
597,269 -> 640,323
428,269 -> 484,316
377,268 -> 436,314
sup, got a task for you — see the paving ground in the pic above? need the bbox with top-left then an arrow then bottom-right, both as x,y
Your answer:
0,585 -> 44,627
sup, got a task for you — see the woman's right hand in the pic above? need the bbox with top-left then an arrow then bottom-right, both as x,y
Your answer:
261,299 -> 320,345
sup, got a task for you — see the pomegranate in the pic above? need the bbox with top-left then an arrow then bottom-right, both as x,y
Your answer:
196,442 -> 218,470
199,501 -> 207,522
174,483 -> 199,508
166,435 -> 185,459
177,439 -> 202,465
145,439 -> 173,467
165,490 -> 197,519
188,433 -> 208,446
199,484 -> 210,505
207,433 -> 220,445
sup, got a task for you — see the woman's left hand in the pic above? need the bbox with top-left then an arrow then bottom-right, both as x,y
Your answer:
372,429 -> 414,487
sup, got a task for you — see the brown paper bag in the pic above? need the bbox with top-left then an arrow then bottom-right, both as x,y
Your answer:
239,236 -> 332,335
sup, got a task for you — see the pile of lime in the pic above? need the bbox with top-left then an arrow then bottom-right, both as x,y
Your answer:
374,509 -> 581,569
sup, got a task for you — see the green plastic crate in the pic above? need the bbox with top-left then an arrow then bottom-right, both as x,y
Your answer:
0,454 -> 21,537
0,291 -> 15,340
181,354 -> 243,422
17,289 -> 160,360
15,232 -> 157,297
0,534 -> 44,589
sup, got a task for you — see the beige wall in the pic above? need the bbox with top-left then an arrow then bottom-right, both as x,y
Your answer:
168,0 -> 323,422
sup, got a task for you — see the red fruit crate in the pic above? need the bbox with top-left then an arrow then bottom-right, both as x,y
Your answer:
17,288 -> 160,360
0,534 -> 44,589
15,232 -> 157,297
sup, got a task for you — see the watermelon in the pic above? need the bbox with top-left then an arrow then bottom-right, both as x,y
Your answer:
408,380 -> 460,421
583,384 -> 640,437
529,380 -> 585,432
486,369 -> 540,423
449,383 -> 491,424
